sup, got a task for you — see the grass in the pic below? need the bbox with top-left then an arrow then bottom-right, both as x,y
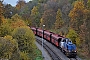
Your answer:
28,48 -> 43,60
35,48 -> 43,60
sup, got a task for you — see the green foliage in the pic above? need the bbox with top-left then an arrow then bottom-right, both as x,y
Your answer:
54,9 -> 64,29
69,0 -> 77,4
12,26 -> 36,52
0,36 -> 20,60
87,0 -> 90,8
39,0 -> 47,3
66,28 -> 78,44
4,4 -> 13,18
0,13 -> 42,59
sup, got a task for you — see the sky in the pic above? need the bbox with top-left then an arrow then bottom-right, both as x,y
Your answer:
3,0 -> 30,6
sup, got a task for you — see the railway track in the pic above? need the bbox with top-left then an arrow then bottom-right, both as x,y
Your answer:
36,36 -> 81,60
69,56 -> 81,60
36,38 -> 62,60
69,58 -> 77,60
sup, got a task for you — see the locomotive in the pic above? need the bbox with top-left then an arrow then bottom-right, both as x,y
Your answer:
31,27 -> 77,58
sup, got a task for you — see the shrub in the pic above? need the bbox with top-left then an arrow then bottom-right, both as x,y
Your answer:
66,29 -> 78,44
0,21 -> 12,37
12,26 -> 37,59
0,35 -> 20,60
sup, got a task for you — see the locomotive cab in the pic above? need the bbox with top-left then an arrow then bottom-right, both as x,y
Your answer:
60,38 -> 77,58
66,42 -> 77,57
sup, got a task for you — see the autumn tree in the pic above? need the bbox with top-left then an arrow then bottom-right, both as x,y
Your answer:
0,14 -> 26,37
86,1 -> 90,55
11,14 -> 26,29
54,9 -> 64,29
69,1 -> 88,32
16,0 -> 26,10
19,0 -> 39,25
39,0 -> 48,3
12,26 -> 37,59
79,22 -> 90,56
69,0 -> 77,4
66,28 -> 78,44
0,36 -> 20,60
30,6 -> 41,27
87,0 -> 90,8
83,0 -> 88,6
69,1 -> 90,57
41,9 -> 56,29
0,1 -> 4,25
57,0 -> 72,28
19,5 -> 30,21
4,4 -> 13,18
0,20 -> 12,37
11,14 -> 22,21
44,0 -> 58,12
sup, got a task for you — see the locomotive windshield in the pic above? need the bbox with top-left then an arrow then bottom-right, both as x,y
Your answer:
63,38 -> 72,44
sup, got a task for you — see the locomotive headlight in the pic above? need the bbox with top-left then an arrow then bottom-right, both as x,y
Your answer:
68,50 -> 71,52
74,50 -> 77,52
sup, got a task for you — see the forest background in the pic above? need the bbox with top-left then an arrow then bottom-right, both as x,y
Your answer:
0,0 -> 90,60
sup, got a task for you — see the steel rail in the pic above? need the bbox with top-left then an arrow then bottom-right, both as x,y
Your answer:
36,39 -> 62,60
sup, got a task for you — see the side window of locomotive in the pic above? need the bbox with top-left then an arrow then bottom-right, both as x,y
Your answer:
61,39 -> 64,42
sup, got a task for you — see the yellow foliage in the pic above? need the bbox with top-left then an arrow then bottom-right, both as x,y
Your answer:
4,35 -> 18,45
10,14 -> 26,29
55,9 -> 64,29
0,37 -> 20,59
69,1 -> 89,31
12,26 -> 36,53
0,21 -> 12,37
69,1 -> 85,19
31,6 -> 39,16
76,37 -> 81,46
11,14 -> 22,21
16,0 -> 26,10
0,2 -> 5,25
20,52 -> 30,60
4,35 -> 12,40
66,28 -> 78,44
11,20 -> 26,29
